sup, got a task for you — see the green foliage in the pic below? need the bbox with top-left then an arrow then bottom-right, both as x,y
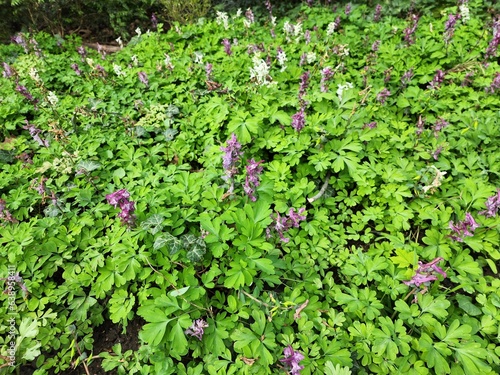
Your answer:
1,1 -> 500,374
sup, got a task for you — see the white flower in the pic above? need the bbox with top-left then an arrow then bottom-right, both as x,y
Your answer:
216,11 -> 229,30
283,21 -> 294,36
235,8 -> 242,18
250,55 -> 272,86
113,64 -> 126,77
243,19 -> 251,28
86,58 -> 94,68
459,4 -> 470,23
29,67 -> 41,82
135,27 -> 142,37
306,52 -> 316,64
294,22 -> 303,37
131,55 -> 139,66
326,22 -> 336,36
271,16 -> 277,27
47,91 -> 58,106
277,49 -> 287,72
164,54 -> 174,70
194,52 -> 203,64
337,82 -> 354,101
115,37 -> 123,49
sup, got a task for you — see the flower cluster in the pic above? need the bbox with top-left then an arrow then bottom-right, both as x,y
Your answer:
291,107 -> 306,132
216,11 -> 229,30
0,199 -> 17,224
244,8 -> 254,27
364,121 -> 377,129
276,47 -> 287,72
337,82 -> 353,101
485,18 -> 500,60
479,189 -> 500,218
374,4 -> 382,22
185,319 -> 209,341
376,88 -> 391,104
138,71 -> 149,87
486,72 -> 500,93
244,159 -> 264,201
280,346 -> 305,375
433,117 -> 449,137
415,115 -> 425,137
320,66 -> 335,92
443,13 -> 460,44
404,257 -> 447,302
298,71 -> 310,103
221,134 -> 243,193
449,212 -> 480,242
106,189 -> 136,226
266,208 -> 306,243
23,120 -> 49,147
428,69 -> 445,89
459,2 -> 470,23
401,68 -> 414,87
249,55 -> 272,86
222,39 -> 232,56
404,14 -> 420,45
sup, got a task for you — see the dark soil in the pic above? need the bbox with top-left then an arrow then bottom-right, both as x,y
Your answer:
20,318 -> 143,375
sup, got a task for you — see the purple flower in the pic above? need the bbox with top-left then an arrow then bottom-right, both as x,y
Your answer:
205,63 -> 213,80
244,159 -> 264,201
222,39 -> 232,56
433,117 -> 448,137
374,4 -> 382,22
479,189 -> 500,218
185,319 -> 208,340
377,88 -> 391,104
106,189 -> 136,226
2,62 -> 13,78
461,71 -> 474,87
486,72 -> 500,93
221,133 -> 242,174
371,40 -> 381,52
404,257 -> 447,289
280,346 -> 305,375
0,199 -> 17,224
106,189 -> 130,208
432,146 -> 443,160
320,67 -> 335,92
416,115 -> 425,137
71,63 -> 82,76
298,71 -> 310,102
16,84 -> 35,103
12,33 -> 28,53
245,8 -> 255,24
138,71 -> 149,87
363,121 -> 377,129
304,30 -> 311,44
266,208 -> 306,243
485,19 -> 500,60
444,13 -> 460,44
77,46 -> 87,61
404,14 -> 419,45
334,16 -> 341,31
449,212 -> 480,242
345,3 -> 352,15
23,120 -> 49,147
428,69 -> 446,89
291,108 -> 306,132
151,13 -> 158,30
401,68 -> 414,86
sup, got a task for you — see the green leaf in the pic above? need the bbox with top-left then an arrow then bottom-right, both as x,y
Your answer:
455,294 -> 482,316
141,214 -> 165,235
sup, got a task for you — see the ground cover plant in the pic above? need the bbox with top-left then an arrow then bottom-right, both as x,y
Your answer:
1,0 -> 500,374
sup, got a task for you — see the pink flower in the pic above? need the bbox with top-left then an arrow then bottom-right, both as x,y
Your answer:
280,346 -> 305,375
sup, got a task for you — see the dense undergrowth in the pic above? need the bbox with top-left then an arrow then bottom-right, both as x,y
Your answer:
1,0 -> 500,374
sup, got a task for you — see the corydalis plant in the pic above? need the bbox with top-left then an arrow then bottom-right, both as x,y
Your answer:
280,345 -> 305,375
449,212 -> 479,242
404,257 -> 447,302
404,14 -> 419,45
106,189 -> 136,226
479,189 -> 500,217
266,208 -> 306,243
221,133 -> 243,193
244,159 -> 264,201
249,55 -> 272,86
185,319 -> 208,340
